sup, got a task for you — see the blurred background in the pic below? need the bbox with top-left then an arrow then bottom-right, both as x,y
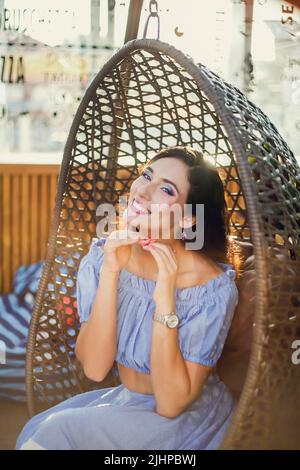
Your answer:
1,1 -> 300,158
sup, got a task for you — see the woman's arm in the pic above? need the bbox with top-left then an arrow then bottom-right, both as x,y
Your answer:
75,266 -> 119,382
146,242 -> 211,418
151,296 -> 191,415
151,295 -> 212,418
75,230 -> 141,382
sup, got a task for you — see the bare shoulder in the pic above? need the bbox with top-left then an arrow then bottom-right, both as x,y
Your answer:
175,252 -> 224,289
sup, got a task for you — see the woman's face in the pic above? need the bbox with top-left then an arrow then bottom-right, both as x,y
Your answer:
124,157 -> 192,239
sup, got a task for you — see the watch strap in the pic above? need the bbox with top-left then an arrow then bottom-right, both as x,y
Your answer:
153,311 -> 175,323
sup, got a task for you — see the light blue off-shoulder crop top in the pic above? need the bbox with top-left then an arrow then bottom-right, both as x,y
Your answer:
76,237 -> 239,374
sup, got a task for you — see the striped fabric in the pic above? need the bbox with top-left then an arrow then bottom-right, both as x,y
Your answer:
0,261 -> 43,401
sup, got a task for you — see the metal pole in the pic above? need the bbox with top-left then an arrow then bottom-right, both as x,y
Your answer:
105,0 -> 144,203
244,0 -> 254,94
124,0 -> 144,43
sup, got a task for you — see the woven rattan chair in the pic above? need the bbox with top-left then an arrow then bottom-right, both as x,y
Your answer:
26,39 -> 300,449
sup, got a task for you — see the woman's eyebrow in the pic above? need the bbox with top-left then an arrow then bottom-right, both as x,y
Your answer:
145,166 -> 180,194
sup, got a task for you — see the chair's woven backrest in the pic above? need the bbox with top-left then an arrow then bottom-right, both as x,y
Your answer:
26,39 -> 300,449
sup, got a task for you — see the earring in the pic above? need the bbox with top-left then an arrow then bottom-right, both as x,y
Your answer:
181,230 -> 187,241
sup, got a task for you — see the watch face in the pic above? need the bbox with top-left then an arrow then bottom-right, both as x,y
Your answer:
167,314 -> 179,328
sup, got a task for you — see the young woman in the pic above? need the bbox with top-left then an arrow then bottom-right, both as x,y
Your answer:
16,146 -> 240,450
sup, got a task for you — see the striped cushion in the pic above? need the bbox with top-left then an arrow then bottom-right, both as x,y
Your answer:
0,262 -> 43,401
0,259 -> 80,402
13,261 -> 44,297
0,294 -> 31,401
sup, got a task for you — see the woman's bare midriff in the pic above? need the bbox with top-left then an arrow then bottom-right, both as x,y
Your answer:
117,363 -> 154,395
117,362 -> 217,396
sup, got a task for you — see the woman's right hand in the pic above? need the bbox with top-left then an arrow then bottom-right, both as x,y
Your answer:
101,229 -> 141,273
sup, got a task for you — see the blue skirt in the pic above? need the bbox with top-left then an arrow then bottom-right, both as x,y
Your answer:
16,375 -> 236,450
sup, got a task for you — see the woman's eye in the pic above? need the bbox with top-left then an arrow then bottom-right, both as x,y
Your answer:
141,171 -> 151,180
141,172 -> 174,196
163,187 -> 174,196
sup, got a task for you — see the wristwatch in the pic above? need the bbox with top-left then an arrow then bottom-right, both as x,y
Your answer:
153,311 -> 179,328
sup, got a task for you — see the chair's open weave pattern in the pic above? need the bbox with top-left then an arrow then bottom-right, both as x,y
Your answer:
26,39 -> 300,449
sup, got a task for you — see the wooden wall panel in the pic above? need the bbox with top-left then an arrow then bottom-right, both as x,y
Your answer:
0,165 -> 60,294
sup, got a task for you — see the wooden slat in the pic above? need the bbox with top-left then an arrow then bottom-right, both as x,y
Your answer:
50,173 -> 58,216
11,174 -> 21,282
30,174 -> 39,262
40,175 -> 48,259
2,174 -> 12,293
21,174 -> 30,266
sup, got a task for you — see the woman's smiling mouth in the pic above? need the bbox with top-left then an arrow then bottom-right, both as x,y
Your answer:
130,198 -> 151,215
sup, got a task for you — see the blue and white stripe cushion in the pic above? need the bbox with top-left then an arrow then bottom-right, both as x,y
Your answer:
0,261 -> 44,401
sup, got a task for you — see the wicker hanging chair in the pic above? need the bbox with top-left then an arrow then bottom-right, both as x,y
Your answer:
26,39 -> 300,450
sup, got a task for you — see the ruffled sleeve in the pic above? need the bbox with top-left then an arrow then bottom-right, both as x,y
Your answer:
76,237 -> 106,324
179,280 -> 239,367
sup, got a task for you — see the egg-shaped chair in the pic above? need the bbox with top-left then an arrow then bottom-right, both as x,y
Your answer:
25,39 -> 300,450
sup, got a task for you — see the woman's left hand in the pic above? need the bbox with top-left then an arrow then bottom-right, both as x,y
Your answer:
143,242 -> 178,305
